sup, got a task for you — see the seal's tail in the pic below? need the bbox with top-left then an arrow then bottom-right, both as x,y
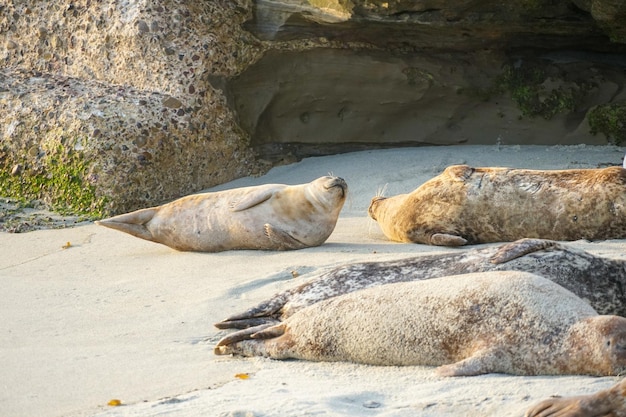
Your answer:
95,208 -> 158,242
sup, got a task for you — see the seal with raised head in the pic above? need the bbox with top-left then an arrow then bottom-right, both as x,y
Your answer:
368,165 -> 626,246
526,378 -> 626,417
215,238 -> 626,330
96,176 -> 347,252
215,271 -> 626,376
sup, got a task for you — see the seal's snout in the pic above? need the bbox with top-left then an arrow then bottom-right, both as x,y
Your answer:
326,177 -> 348,198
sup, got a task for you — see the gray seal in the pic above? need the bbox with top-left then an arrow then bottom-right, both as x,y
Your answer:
215,238 -> 626,330
215,271 -> 626,377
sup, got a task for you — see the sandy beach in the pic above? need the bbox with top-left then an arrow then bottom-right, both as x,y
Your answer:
2,144 -> 626,417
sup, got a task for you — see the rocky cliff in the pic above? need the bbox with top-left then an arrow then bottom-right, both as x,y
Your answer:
227,0 -> 626,159
1,0 -> 625,216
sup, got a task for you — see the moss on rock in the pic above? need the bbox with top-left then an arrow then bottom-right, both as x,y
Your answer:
494,64 -> 586,120
0,142 -> 107,218
588,101 -> 626,145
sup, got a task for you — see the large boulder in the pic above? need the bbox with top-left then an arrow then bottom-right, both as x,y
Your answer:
0,1 -> 263,215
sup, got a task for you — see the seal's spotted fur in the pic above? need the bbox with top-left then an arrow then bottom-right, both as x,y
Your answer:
215,239 -> 626,330
215,271 -> 626,377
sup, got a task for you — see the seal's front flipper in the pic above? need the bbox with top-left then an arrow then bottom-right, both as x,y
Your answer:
524,396 -> 584,417
95,208 -> 158,242
435,348 -> 505,376
490,238 -> 560,264
265,224 -> 308,250
229,187 -> 275,212
430,233 -> 467,247
525,378 -> 626,417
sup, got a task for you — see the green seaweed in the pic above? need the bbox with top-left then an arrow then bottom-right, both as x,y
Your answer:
493,64 -> 580,120
458,63 -> 585,120
588,102 -> 626,145
0,142 -> 107,218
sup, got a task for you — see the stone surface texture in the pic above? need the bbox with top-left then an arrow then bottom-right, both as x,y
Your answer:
1,0 -> 625,215
1,0 -> 263,214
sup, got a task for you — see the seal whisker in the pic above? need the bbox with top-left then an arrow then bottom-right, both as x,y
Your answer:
376,183 -> 388,198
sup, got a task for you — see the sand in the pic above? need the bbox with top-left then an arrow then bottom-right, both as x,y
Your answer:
2,145 -> 626,417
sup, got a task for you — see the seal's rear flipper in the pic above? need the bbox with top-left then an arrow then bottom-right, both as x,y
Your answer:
95,208 -> 158,242
215,294 -> 289,330
214,322 -> 286,357
215,323 -> 276,350
214,317 -> 280,330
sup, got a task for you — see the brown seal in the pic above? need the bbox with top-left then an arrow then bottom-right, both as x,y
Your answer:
215,271 -> 626,376
368,165 -> 626,246
215,238 -> 626,330
96,176 -> 347,252
526,378 -> 626,417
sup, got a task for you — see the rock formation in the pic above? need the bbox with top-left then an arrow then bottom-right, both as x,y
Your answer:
0,1 -> 263,215
225,0 -> 626,160
1,0 -> 625,215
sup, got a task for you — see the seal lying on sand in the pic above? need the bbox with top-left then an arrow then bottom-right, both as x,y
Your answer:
96,176 -> 347,252
215,238 -> 626,330
215,271 -> 626,376
368,165 -> 626,246
526,378 -> 626,417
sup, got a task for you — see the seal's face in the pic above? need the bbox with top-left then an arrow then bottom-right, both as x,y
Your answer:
605,317 -> 626,375
368,196 -> 387,220
320,176 -> 348,200
310,176 -> 348,206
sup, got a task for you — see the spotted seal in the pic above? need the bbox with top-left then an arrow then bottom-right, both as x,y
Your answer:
215,271 -> 626,376
215,238 -> 626,330
368,165 -> 626,246
526,378 -> 626,417
96,176 -> 347,252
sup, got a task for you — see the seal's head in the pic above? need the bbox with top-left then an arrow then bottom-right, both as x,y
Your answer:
297,176 -> 348,219
318,176 -> 348,200
599,316 -> 626,375
306,176 -> 347,212
565,316 -> 626,376
368,196 -> 387,221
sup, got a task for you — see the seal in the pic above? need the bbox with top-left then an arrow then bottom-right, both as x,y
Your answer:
214,271 -> 626,376
368,164 -> 626,246
96,176 -> 347,252
525,378 -> 626,417
215,238 -> 626,330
